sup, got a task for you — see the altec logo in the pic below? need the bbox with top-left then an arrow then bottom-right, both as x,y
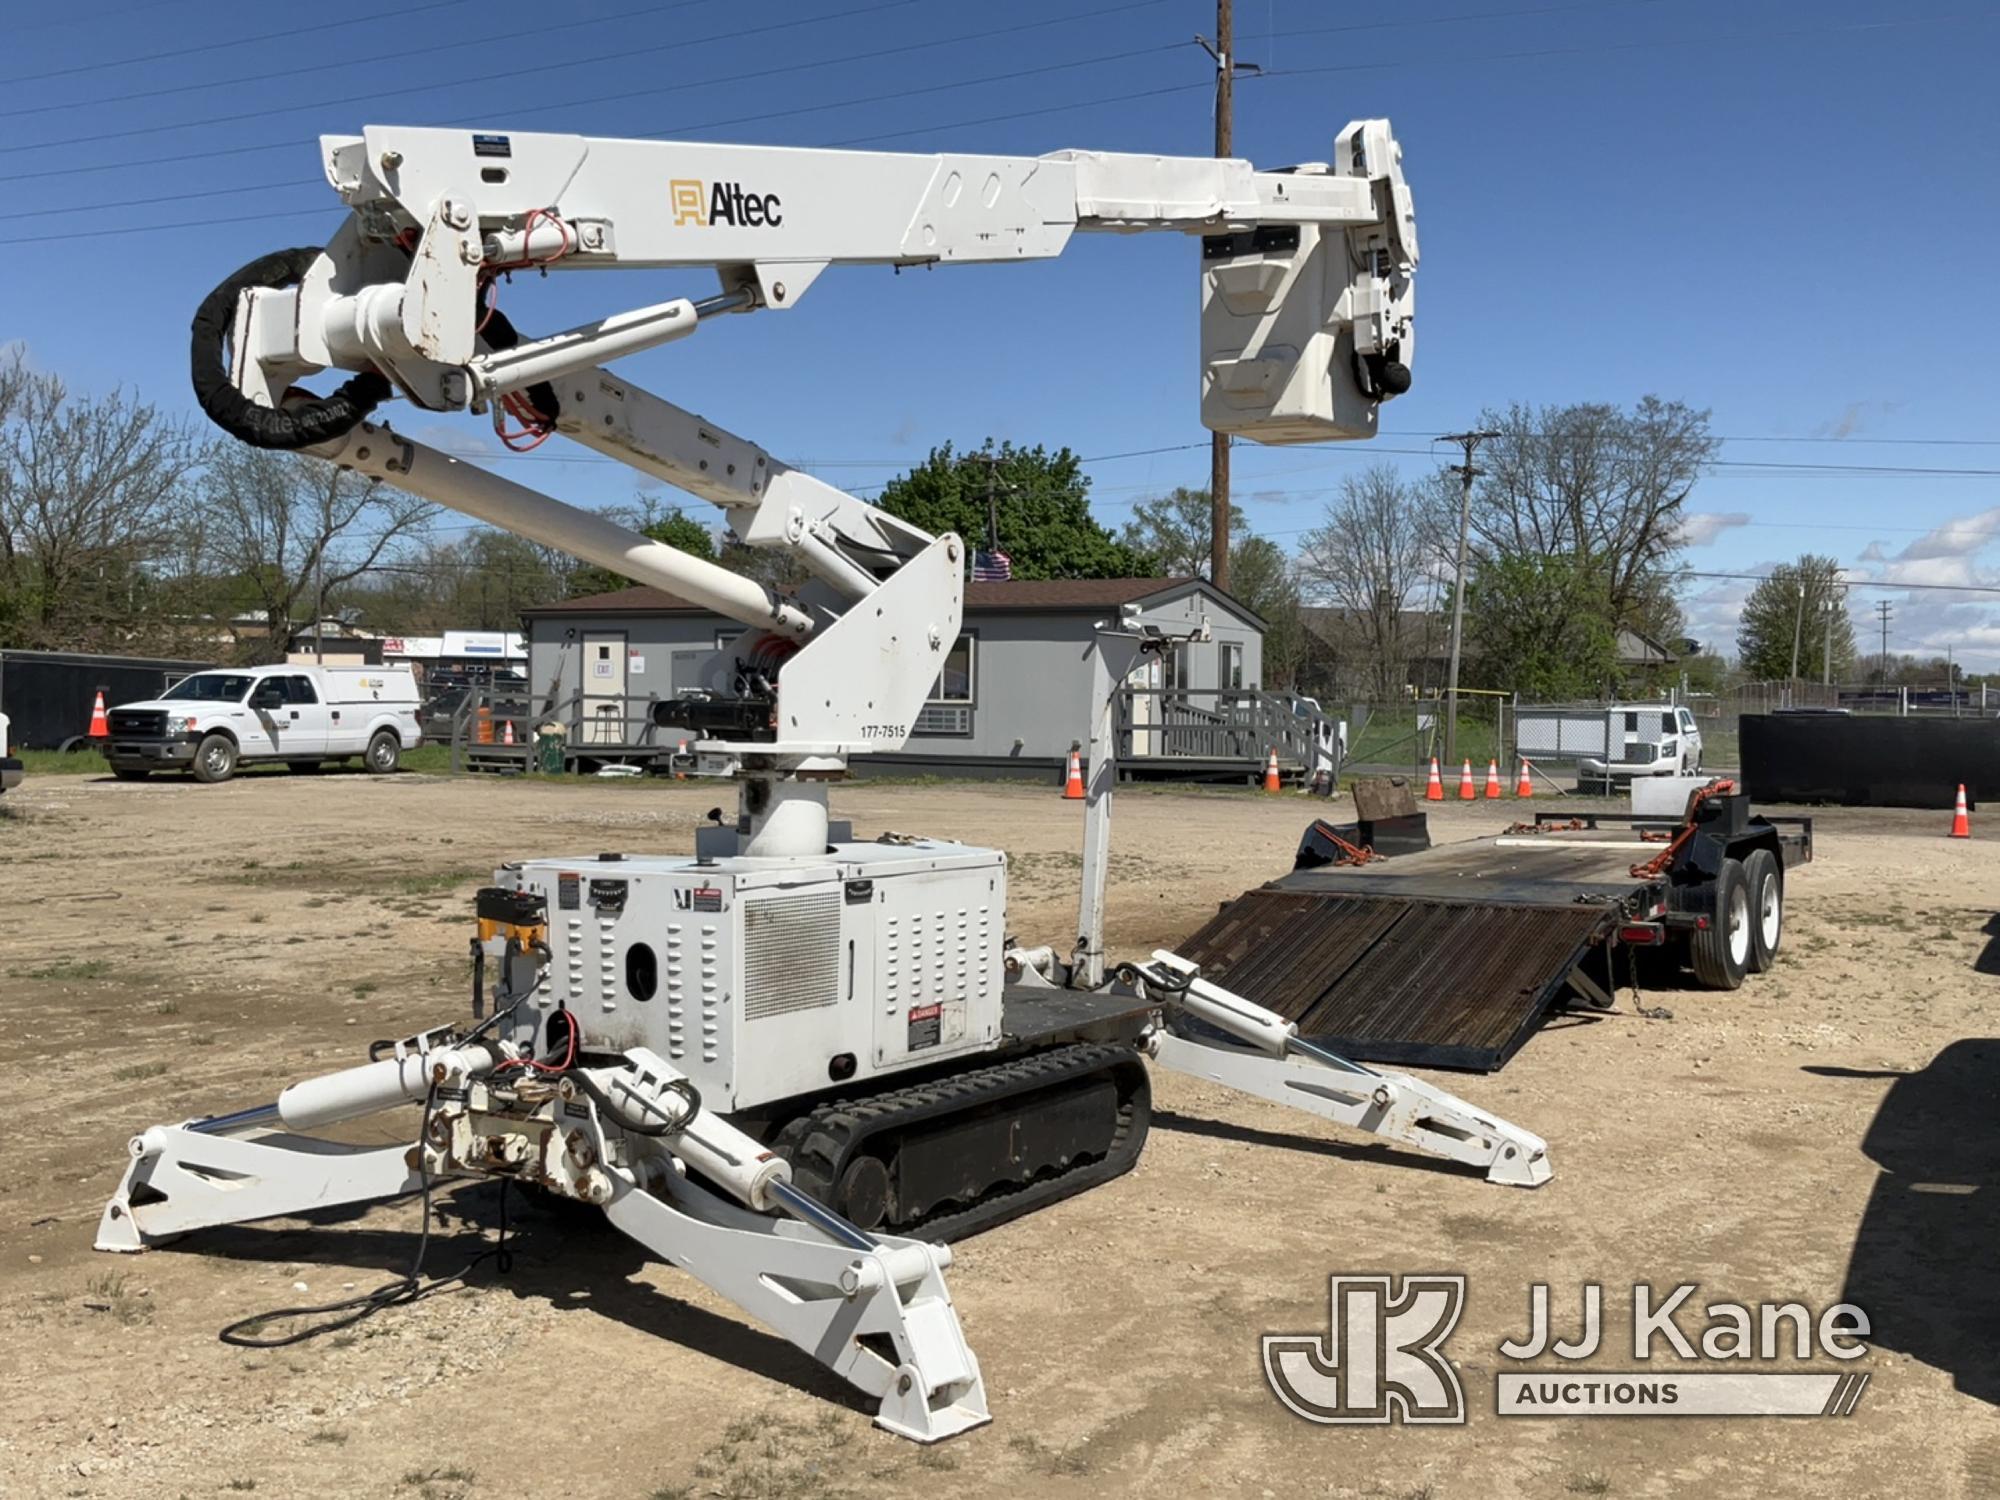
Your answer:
671,178 -> 784,228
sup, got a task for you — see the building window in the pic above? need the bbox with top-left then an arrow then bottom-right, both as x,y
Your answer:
914,635 -> 975,737
932,635 -> 974,703
1220,642 -> 1244,691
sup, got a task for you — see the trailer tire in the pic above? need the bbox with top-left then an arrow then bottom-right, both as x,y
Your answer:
1690,857 -> 1751,990
1742,848 -> 1782,972
191,733 -> 238,785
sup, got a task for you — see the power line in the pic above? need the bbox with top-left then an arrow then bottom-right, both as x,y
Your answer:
0,0 -> 482,87
0,0 -> 723,120
0,1 -> 1174,222
13,3 -> 1976,204
0,0 -> 1638,132
835,9 -> 1993,147
0,0 -> 925,157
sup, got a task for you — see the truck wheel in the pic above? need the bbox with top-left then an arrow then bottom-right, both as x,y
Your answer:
111,767 -> 149,782
1742,848 -> 1782,972
191,734 -> 238,785
1689,857 -> 1751,990
365,731 -> 401,775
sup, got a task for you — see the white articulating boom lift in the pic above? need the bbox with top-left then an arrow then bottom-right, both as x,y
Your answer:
100,120 -> 1547,1442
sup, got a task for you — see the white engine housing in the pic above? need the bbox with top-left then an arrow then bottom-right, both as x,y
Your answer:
502,840 -> 1006,1113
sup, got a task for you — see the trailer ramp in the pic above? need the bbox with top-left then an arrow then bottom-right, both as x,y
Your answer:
1176,887 -> 1613,1072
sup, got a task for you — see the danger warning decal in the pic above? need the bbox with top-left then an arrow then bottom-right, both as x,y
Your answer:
907,1003 -> 942,1051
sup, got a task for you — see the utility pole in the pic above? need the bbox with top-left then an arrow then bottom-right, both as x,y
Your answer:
1195,4 -> 1259,591
964,451 -> 1010,577
1438,429 -> 1500,767
1823,589 -> 1841,687
1788,579 -> 1805,682
1876,599 -> 1893,684
313,546 -> 325,666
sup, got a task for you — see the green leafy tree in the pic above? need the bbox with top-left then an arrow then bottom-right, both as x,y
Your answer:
1464,553 -> 1618,699
1224,535 -> 1307,689
1119,486 -> 1243,577
1734,554 -> 1855,681
876,441 -> 1139,579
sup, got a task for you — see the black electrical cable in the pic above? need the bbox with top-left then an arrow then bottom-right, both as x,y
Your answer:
573,1069 -> 700,1138
189,246 -> 391,449
216,1086 -> 512,1349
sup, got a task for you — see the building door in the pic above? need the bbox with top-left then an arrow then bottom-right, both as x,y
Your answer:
1127,656 -> 1160,758
582,633 -> 627,745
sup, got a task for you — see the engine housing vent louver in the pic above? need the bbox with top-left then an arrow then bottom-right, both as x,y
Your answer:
742,889 -> 842,1020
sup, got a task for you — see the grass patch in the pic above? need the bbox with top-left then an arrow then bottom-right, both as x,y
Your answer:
306,1429 -> 348,1445
28,958 -> 113,982
111,1061 -> 168,1082
83,1271 -> 152,1325
154,999 -> 180,1015
14,747 -> 110,775
1567,1474 -> 1612,1496
1006,1433 -> 1089,1477
399,1467 -> 475,1500
682,1411 -> 854,1500
386,869 -> 485,897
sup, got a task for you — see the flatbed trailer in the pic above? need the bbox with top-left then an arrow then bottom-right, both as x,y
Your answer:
1178,788 -> 1812,1071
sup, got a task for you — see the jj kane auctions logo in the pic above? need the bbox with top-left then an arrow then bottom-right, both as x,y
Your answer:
1264,1276 -> 1872,1424
671,178 -> 783,228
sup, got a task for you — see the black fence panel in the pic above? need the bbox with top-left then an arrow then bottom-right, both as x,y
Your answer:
0,651 -> 213,750
1741,712 -> 1998,809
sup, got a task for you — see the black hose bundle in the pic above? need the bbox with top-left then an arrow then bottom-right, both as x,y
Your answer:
189,246 -> 393,450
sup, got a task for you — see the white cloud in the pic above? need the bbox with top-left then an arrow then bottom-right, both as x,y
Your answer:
1677,511 -> 1752,548
1888,506 -> 2000,565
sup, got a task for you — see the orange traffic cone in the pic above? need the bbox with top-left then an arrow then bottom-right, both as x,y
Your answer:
86,689 -> 109,739
1484,759 -> 1502,799
674,738 -> 688,781
501,718 -> 515,747
1425,757 -> 1444,801
1263,748 -> 1281,794
1062,748 -> 1085,800
1457,759 -> 1476,800
1950,783 -> 1971,839
1516,758 -> 1535,798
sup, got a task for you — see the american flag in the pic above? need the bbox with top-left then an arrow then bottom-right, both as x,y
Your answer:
971,548 -> 1013,583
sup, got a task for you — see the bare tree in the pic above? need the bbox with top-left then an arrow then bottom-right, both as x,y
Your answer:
1298,465 -> 1430,699
198,445 -> 434,652
1458,397 -> 1714,639
0,353 -> 202,650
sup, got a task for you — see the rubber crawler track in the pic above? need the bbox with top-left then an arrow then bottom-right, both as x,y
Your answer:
770,1041 -> 1152,1243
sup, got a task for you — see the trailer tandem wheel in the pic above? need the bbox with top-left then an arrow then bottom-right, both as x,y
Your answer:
1689,857 -> 1751,991
1741,848 -> 1782,973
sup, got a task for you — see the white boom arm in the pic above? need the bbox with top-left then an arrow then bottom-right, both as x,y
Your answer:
204,120 -> 1416,789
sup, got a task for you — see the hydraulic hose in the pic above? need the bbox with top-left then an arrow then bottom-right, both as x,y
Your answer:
189,247 -> 393,450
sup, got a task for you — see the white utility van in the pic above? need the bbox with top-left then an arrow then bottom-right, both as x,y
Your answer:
104,665 -> 422,783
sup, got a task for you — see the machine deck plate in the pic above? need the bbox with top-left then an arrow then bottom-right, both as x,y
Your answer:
999,984 -> 1153,1050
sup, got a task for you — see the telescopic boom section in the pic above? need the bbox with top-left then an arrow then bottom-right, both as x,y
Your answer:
202,120 -> 1416,760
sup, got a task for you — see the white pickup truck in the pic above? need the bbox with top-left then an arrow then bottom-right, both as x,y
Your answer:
104,665 -> 422,784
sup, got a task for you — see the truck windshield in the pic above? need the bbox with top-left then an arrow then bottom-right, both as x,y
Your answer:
162,674 -> 254,702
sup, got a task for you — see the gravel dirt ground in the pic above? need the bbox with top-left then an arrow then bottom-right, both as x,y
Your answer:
0,770 -> 1993,1500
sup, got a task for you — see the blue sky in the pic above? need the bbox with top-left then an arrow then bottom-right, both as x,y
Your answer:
4,0 -> 1996,663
